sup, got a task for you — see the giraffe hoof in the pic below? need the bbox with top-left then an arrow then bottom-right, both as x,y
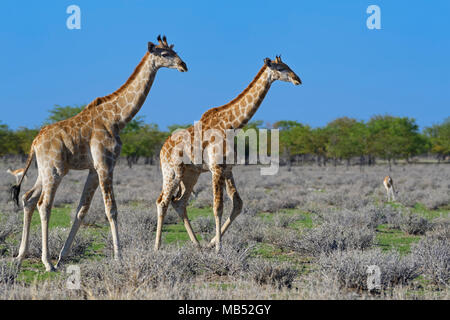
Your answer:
54,261 -> 63,270
45,264 -> 56,272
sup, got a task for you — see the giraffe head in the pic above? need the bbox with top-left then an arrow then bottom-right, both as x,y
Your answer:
264,56 -> 301,85
148,35 -> 188,72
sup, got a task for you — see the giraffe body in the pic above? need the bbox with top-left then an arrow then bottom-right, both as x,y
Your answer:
11,36 -> 187,271
155,56 -> 301,252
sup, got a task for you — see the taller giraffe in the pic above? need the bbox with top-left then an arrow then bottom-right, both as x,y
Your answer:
11,36 -> 188,271
155,56 -> 301,252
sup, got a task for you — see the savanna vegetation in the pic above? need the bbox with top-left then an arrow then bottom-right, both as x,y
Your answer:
0,105 -> 448,299
0,161 -> 448,299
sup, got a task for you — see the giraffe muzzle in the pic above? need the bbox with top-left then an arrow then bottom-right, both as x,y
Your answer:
178,62 -> 188,72
292,74 -> 302,85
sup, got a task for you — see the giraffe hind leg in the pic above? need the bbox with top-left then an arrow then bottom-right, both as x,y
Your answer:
16,178 -> 42,264
37,171 -> 63,272
56,169 -> 99,269
171,170 -> 201,247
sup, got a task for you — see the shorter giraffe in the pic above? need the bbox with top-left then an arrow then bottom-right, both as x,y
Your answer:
7,168 -> 27,185
383,175 -> 396,202
155,56 -> 301,252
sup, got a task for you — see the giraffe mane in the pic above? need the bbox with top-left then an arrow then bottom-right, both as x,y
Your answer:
200,64 -> 268,121
84,51 -> 151,110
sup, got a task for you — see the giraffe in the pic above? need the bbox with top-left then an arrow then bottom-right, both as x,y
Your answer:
10,35 -> 188,271
383,175 -> 396,202
7,167 -> 27,185
154,56 -> 301,252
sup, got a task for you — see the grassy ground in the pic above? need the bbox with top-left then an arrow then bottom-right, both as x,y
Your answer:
162,207 -> 211,244
2,199 -> 447,293
10,205 -> 107,283
375,224 -> 421,254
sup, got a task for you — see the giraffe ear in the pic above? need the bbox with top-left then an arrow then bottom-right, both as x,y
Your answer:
169,44 -> 174,50
148,42 -> 155,52
264,58 -> 272,67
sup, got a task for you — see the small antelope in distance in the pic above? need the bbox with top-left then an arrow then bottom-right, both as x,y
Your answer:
7,168 -> 27,185
383,175 -> 397,202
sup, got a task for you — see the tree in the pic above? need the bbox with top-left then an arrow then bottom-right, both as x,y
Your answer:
14,127 -> 40,157
121,119 -> 168,168
274,120 -> 303,167
273,120 -> 303,131
235,120 -> 264,164
367,115 -> 426,169
288,124 -> 313,165
45,105 -> 85,124
122,116 -> 145,135
136,123 -> 169,164
0,122 -> 16,156
121,116 -> 146,168
310,127 -> 329,166
168,124 -> 191,134
325,117 -> 367,167
424,117 -> 450,162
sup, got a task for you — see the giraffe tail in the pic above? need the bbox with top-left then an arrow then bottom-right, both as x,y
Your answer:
10,144 -> 35,207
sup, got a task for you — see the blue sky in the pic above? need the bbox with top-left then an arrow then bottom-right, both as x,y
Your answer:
0,0 -> 448,131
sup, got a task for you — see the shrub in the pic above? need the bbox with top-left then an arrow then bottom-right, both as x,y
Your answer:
384,209 -> 431,235
411,236 -> 449,286
80,242 -> 253,299
399,212 -> 431,235
224,215 -> 268,244
249,259 -> 298,289
0,259 -> 19,285
195,244 -> 253,277
298,222 -> 375,255
104,207 -> 157,253
295,210 -> 376,256
428,218 -> 450,240
0,212 -> 20,257
27,227 -> 94,260
191,216 -> 215,234
272,212 -> 304,228
317,249 -> 420,291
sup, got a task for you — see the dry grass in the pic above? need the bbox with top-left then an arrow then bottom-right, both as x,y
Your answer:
0,159 -> 448,299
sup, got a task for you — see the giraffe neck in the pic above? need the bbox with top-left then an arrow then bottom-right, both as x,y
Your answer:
221,65 -> 273,129
104,52 -> 160,130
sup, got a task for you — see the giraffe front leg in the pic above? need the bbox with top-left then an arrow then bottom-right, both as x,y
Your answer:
98,168 -> 121,260
155,200 -> 168,251
56,169 -> 99,269
211,167 -> 225,253
172,170 -> 201,248
208,171 -> 242,248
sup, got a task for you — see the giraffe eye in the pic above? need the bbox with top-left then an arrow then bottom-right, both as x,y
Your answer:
161,52 -> 170,57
